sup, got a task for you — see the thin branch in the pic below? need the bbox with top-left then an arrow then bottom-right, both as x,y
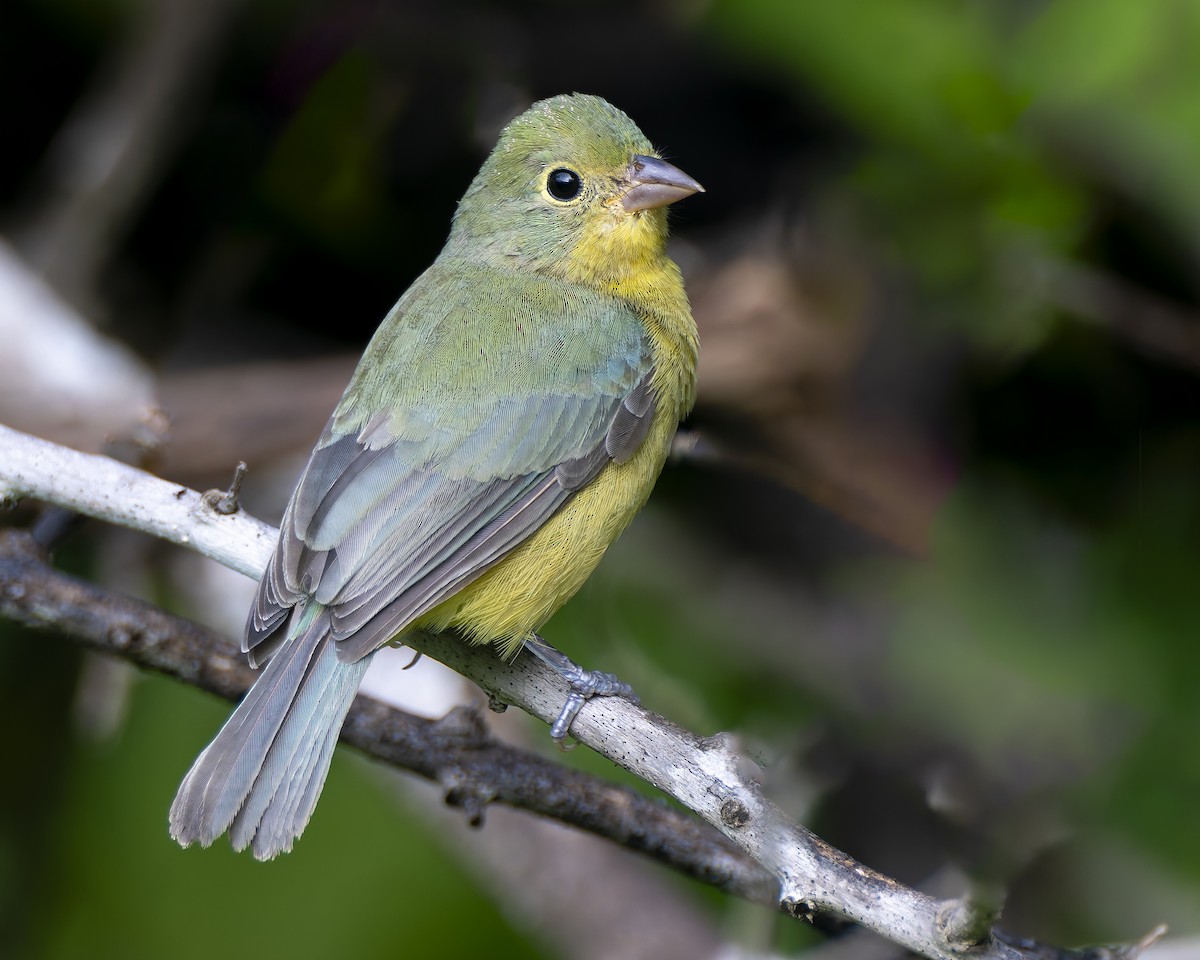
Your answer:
0,423 -> 275,578
0,422 -> 1167,960
0,527 -> 768,902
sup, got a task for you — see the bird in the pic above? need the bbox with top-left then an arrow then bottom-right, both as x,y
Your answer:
169,92 -> 703,860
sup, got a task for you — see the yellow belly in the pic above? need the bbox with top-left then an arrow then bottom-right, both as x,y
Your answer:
412,406 -> 676,657
413,251 -> 698,658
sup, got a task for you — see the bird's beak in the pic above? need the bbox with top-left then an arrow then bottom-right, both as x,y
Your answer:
620,155 -> 705,213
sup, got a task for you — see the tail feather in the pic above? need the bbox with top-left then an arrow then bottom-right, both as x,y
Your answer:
227,638 -> 336,850
170,618 -> 323,846
229,639 -> 366,857
169,605 -> 371,860
231,690 -> 326,855
249,694 -> 345,859
206,627 -> 323,838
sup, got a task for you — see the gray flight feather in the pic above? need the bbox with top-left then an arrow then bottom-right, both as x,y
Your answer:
247,370 -> 658,667
605,370 -> 656,463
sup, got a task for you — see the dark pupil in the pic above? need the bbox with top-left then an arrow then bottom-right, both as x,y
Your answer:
547,168 -> 582,200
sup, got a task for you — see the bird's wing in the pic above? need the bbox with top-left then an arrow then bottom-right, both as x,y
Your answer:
246,263 -> 658,665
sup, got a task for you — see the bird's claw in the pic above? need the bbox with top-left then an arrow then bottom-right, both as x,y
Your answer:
522,636 -> 639,743
550,691 -> 586,742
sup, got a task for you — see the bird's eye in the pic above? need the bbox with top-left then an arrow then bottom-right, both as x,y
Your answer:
546,168 -> 583,201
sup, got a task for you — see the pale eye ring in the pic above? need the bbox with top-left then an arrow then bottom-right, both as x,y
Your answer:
546,168 -> 582,201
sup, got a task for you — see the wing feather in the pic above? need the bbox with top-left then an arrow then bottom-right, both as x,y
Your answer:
245,264 -> 661,666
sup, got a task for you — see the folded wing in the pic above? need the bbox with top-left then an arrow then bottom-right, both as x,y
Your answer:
246,264 -> 658,666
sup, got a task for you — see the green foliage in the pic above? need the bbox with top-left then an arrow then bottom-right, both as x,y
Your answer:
707,0 -> 1200,355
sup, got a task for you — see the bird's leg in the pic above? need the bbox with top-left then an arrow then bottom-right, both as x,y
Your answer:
521,635 -> 639,743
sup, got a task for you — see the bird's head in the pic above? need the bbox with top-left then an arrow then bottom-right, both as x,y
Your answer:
448,93 -> 703,288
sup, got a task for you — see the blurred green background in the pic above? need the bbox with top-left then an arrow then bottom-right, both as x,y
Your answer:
2,0 -> 1199,957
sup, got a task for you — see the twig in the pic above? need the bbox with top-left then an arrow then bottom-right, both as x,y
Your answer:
201,461 -> 248,515
0,422 -> 1168,960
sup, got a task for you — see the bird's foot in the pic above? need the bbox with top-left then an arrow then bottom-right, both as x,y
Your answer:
522,635 -> 639,743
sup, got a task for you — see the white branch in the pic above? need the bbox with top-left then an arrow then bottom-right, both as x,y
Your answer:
0,420 -> 1166,960
0,422 -> 273,578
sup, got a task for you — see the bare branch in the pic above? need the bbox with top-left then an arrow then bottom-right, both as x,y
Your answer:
0,526 -> 770,903
0,422 -> 274,578
0,422 -> 1168,960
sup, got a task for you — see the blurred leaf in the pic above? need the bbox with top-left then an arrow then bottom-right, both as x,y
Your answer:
1017,0 -> 1200,239
705,0 -> 1094,355
850,435 -> 1200,879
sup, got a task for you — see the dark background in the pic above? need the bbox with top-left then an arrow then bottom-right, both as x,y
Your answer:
2,0 -> 1198,957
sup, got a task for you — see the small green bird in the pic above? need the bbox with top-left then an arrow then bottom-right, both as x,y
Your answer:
169,93 -> 702,859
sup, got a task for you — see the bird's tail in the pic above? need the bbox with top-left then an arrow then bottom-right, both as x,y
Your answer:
168,604 -> 372,860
